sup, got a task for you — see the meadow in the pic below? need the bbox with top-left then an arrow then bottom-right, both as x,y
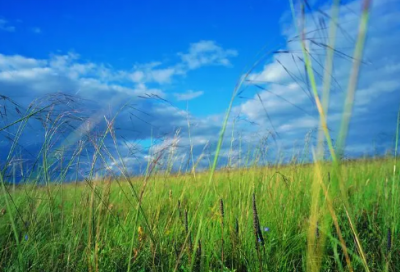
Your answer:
1,0 -> 399,271
0,157 -> 399,271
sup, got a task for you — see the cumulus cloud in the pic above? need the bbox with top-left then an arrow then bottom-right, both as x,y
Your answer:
0,40 -> 240,177
127,40 -> 238,85
178,40 -> 238,70
247,57 -> 291,83
128,62 -> 179,84
236,82 -> 314,122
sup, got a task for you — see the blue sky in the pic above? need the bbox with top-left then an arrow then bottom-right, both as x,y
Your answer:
0,0 -> 399,178
0,0 -> 290,117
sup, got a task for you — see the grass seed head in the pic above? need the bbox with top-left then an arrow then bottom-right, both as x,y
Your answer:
219,198 -> 224,219
387,227 -> 392,252
252,193 -> 264,246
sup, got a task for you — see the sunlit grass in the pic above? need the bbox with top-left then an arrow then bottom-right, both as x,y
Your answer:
0,158 -> 399,271
0,0 -> 397,271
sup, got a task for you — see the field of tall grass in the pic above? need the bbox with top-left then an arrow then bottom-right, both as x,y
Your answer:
0,158 -> 399,271
1,0 -> 399,271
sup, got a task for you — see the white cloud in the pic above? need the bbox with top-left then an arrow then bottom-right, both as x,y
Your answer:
129,70 -> 145,82
236,82 -> 311,123
174,90 -> 204,101
0,52 -> 153,104
151,68 -> 176,83
355,79 -> 400,107
126,40 -> 238,85
128,67 -> 176,84
49,52 -> 79,70
0,54 -> 46,70
128,62 -> 177,84
178,40 -> 238,70
0,67 -> 53,82
0,39 -> 238,110
247,54 -> 293,83
0,19 -> 15,32
278,116 -> 318,133
132,83 -> 165,98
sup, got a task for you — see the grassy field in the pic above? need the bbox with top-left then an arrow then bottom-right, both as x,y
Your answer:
1,157 -> 399,271
1,0 -> 398,271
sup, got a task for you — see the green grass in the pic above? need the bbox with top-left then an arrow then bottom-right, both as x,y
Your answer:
1,158 -> 399,271
1,0 -> 395,271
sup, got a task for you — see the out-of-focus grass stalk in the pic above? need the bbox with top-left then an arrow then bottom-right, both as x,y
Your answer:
289,2 -> 337,271
336,0 -> 371,158
289,0 -> 337,165
344,206 -> 370,272
335,2 -> 372,271
290,1 -> 371,271
317,0 -> 340,161
311,151 -> 353,271
307,149 -> 324,272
